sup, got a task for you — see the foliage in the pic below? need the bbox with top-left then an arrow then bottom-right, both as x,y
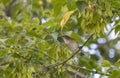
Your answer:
0,0 -> 120,78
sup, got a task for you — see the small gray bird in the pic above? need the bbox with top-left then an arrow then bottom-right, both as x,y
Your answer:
62,35 -> 79,53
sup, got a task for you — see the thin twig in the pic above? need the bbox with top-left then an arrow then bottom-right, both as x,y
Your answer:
67,64 -> 109,76
61,34 -> 94,66
47,34 -> 94,68
63,34 -> 94,64
31,48 -> 57,62
80,34 -> 94,48
66,69 -> 87,78
40,51 -> 57,62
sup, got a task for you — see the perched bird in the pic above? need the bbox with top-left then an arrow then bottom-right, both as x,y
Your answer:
62,35 -> 79,53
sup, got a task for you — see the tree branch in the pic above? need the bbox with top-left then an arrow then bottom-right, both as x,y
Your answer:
47,34 -> 94,68
62,34 -> 94,65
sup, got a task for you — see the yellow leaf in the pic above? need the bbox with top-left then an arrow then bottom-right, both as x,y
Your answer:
60,11 -> 74,29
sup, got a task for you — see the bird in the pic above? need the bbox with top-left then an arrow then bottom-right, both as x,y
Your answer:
61,35 -> 79,53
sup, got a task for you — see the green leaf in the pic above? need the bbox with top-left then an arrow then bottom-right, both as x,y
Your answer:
114,59 -> 120,66
67,0 -> 76,10
51,0 -> 67,15
114,19 -> 120,26
76,1 -> 87,12
51,32 -> 59,41
38,40 -> 49,51
37,52 -> 44,58
12,53 -> 21,58
91,55 -> 99,61
70,31 -> 84,43
115,25 -> 120,34
101,60 -> 111,67
109,70 -> 120,78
